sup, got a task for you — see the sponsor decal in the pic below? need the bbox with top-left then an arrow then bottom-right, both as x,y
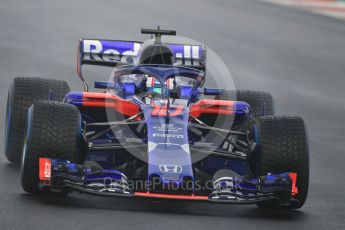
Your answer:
158,124 -> 180,132
82,39 -> 203,66
159,164 -> 183,173
151,105 -> 184,117
152,124 -> 185,139
83,40 -> 141,64
39,158 -> 51,182
152,133 -> 184,139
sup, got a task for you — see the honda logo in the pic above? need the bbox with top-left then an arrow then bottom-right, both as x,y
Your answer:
159,164 -> 182,173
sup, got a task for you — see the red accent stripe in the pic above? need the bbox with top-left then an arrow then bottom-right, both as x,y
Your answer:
152,77 -> 155,87
134,192 -> 209,200
82,92 -> 140,117
151,105 -> 161,116
190,99 -> 234,117
39,158 -> 51,183
151,105 -> 184,117
288,173 -> 299,196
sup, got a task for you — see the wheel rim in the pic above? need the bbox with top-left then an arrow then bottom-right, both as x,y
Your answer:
20,106 -> 33,184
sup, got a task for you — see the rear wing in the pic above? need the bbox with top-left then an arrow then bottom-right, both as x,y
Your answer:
77,39 -> 206,91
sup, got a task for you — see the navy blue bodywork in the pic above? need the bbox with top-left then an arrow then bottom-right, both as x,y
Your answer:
36,64 -> 298,205
36,37 -> 298,204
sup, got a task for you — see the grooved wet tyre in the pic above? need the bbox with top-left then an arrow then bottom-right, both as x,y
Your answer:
4,77 -> 70,163
216,90 -> 274,119
21,101 -> 81,194
257,116 -> 309,209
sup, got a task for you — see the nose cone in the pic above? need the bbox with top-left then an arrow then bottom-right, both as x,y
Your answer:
143,104 -> 194,192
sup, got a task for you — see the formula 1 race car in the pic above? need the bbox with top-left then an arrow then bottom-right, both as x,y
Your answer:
4,28 -> 309,209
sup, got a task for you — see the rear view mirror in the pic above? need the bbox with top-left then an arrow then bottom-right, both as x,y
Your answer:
94,81 -> 116,89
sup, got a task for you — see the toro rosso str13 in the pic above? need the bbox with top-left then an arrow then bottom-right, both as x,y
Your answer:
4,28 -> 309,209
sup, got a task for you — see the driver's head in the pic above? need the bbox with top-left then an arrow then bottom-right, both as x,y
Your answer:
146,76 -> 174,94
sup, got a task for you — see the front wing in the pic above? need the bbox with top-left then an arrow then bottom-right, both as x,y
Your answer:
38,158 -> 299,206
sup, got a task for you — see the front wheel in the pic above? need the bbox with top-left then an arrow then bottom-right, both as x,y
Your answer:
257,116 -> 309,209
21,101 -> 81,194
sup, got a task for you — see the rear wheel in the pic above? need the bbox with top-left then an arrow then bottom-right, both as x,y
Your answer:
216,90 -> 274,119
5,77 -> 70,163
21,101 -> 81,194
257,116 -> 309,209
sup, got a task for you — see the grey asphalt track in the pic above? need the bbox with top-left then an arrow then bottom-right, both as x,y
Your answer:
1,0 -> 345,229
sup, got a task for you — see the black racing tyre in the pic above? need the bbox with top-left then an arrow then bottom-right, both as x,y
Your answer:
20,101 -> 81,194
216,90 -> 274,119
257,116 -> 309,209
4,77 -> 70,163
